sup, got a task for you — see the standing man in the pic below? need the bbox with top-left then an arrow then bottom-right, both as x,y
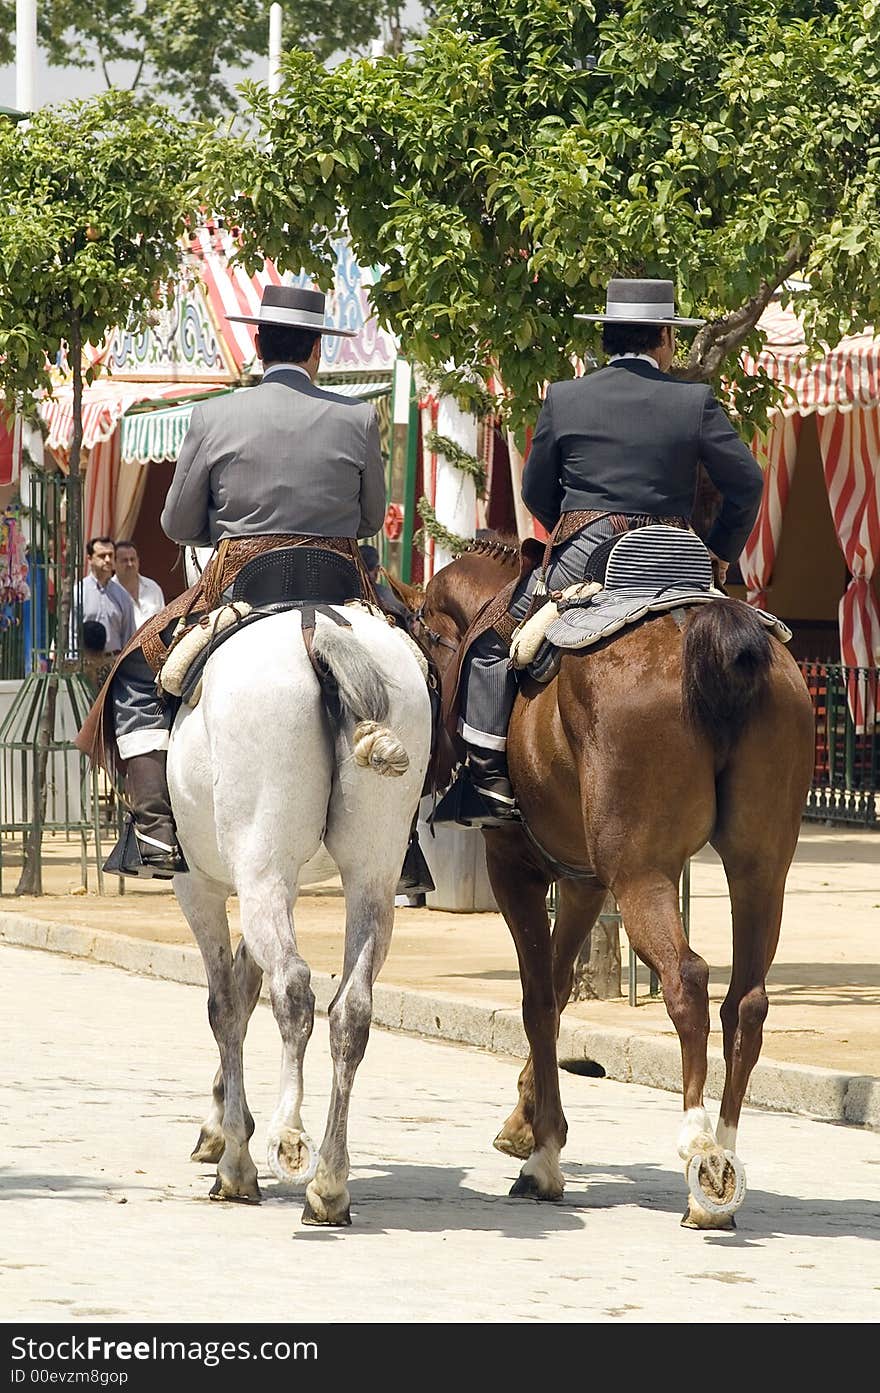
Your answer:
114,540 -> 165,629
436,277 -> 765,827
75,537 -> 136,657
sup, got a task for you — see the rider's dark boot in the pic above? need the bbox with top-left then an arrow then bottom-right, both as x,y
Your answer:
104,750 -> 187,880
432,746 -> 520,828
395,827 -> 435,896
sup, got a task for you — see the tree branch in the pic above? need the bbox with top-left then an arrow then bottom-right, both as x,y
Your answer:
683,245 -> 804,382
130,53 -> 146,91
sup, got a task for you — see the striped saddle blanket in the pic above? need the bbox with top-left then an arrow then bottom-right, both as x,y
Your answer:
524,526 -> 790,679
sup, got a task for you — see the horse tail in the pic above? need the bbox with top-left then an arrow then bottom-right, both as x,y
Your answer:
309,623 -> 409,778
682,599 -> 773,752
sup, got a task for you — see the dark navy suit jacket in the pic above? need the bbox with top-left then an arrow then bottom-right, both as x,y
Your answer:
521,359 -> 764,562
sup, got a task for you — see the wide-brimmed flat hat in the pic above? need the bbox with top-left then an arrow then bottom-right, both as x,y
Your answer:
576,278 -> 705,328
226,285 -> 357,337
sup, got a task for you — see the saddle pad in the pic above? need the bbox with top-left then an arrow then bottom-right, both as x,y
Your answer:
509,583 -> 603,669
604,525 -> 713,592
543,587 -> 792,652
159,602 -> 253,705
159,599 -> 431,711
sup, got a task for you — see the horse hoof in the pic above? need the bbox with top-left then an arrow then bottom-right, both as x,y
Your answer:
209,1174 -> 261,1205
681,1204 -> 737,1232
301,1192 -> 352,1227
267,1128 -> 318,1186
509,1172 -> 561,1202
684,1148 -> 746,1227
493,1126 -> 534,1161
191,1128 -> 225,1164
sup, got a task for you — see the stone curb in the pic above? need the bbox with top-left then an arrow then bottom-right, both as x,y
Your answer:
2,909 -> 878,1130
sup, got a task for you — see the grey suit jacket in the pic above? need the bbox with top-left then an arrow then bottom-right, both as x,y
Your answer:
161,371 -> 386,546
522,360 -> 764,562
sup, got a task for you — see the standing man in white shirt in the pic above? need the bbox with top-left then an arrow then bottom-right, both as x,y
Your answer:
113,540 -> 166,629
76,537 -> 137,656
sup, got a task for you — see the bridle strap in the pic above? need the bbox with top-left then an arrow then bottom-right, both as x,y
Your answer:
412,605 -> 458,654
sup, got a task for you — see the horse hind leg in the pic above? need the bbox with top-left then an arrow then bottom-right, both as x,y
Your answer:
303,854 -> 398,1227
702,724 -> 809,1228
494,878 -> 607,1162
714,864 -> 786,1153
613,871 -> 743,1231
482,834 -> 566,1201
191,939 -> 263,1164
708,822 -> 792,1203
175,872 -> 261,1203
236,882 -> 318,1189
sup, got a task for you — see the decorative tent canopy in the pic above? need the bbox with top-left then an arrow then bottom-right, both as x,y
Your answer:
40,227 -> 398,470
0,414 -> 22,489
39,381 -> 230,457
742,300 -> 880,692
188,222 -> 397,378
747,303 -> 880,417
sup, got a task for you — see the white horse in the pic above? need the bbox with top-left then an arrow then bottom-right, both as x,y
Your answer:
168,548 -> 431,1224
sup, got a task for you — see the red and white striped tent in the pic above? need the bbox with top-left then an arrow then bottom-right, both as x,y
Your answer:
741,302 -> 880,686
188,222 -> 396,378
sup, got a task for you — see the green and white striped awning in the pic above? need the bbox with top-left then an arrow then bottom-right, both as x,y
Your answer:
120,397 -> 222,464
120,378 -> 391,465
317,380 -> 392,400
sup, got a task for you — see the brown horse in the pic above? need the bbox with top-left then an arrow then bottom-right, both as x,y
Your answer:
408,538 -> 815,1229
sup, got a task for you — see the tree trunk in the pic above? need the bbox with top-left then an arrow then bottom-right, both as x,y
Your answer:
571,893 -> 622,1000
15,311 -> 83,896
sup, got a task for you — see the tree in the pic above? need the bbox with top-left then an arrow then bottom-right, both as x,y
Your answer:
0,90 -> 202,891
0,1 -> 422,119
211,0 -> 880,437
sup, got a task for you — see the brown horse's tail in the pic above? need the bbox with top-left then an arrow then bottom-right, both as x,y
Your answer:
682,599 -> 773,753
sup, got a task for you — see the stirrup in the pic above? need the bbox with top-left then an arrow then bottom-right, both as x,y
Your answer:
103,814 -> 188,880
432,771 -> 520,829
395,838 -> 435,897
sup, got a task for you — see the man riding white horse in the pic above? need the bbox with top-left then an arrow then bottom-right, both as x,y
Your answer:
435,276 -> 765,827
81,284 -> 433,897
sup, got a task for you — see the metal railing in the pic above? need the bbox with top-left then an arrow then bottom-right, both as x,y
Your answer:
800,662 -> 879,828
548,862 -> 690,1007
0,615 -> 24,680
0,467 -> 112,894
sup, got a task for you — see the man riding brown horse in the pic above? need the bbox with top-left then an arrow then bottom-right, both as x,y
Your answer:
413,278 -> 814,1228
433,277 -> 765,827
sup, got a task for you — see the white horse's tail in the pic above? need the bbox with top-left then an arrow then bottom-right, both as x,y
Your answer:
309,623 -> 409,778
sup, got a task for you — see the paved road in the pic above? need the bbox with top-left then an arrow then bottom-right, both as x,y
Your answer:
1,943 -> 878,1323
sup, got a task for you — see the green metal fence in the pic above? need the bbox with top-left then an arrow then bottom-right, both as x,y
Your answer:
800,662 -> 879,827
0,617 -> 24,680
